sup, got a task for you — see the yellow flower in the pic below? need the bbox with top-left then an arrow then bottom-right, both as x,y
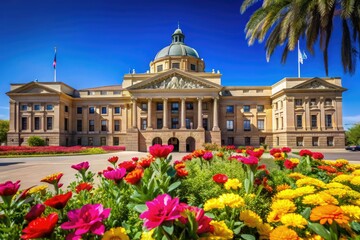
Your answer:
296,177 -> 326,188
276,186 -> 316,199
224,178 -> 242,190
323,188 -> 347,198
102,227 -> 129,240
332,174 -> 354,183
271,199 -> 296,214
141,229 -> 154,240
257,223 -> 273,239
204,198 -> 225,211
288,172 -> 307,180
352,169 -> 360,176
304,235 -> 324,240
289,158 -> 300,164
276,184 -> 291,192
208,220 -> 233,239
347,190 -> 360,199
280,213 -> 308,229
275,189 -> 298,200
335,159 -> 349,165
219,193 -> 245,209
340,205 -> 360,221
350,176 -> 360,186
302,192 -> 338,206
318,192 -> 339,205
351,199 -> 360,206
239,210 -> 262,228
269,226 -> 300,240
326,182 -> 351,190
267,211 -> 282,223
28,185 -> 48,195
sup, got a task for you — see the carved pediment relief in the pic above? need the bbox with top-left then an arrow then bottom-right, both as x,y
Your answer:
299,80 -> 330,89
292,78 -> 342,90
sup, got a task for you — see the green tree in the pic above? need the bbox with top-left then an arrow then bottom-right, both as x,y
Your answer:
346,123 -> 360,145
0,120 -> 9,144
241,0 -> 360,75
27,136 -> 46,146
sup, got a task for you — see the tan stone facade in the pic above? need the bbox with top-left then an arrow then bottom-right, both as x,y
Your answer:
6,28 -> 346,151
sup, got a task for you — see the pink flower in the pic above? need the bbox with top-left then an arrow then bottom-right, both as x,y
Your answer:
246,149 -> 264,158
25,204 -> 46,222
149,144 -> 174,158
238,156 -> 259,165
178,204 -> 213,234
139,193 -> 181,229
61,204 -> 111,239
0,180 -> 20,197
103,168 -> 126,184
312,152 -> 324,160
281,147 -> 292,153
203,151 -> 213,161
299,149 -> 313,157
71,161 -> 89,172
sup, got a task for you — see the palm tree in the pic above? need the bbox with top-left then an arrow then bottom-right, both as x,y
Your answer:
241,0 -> 360,75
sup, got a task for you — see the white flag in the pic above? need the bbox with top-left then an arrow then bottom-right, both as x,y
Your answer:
298,48 -> 303,64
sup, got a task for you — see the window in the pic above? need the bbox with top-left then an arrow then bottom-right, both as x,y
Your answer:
100,91 -> 107,95
114,107 -> 121,114
46,105 -> 53,111
311,115 -> 317,128
88,137 -> 93,146
256,89 -> 263,93
77,137 -> 82,145
203,118 -> 208,131
101,120 -> 107,131
77,120 -> 82,132
226,120 -> 234,131
171,118 -> 179,129
257,105 -> 264,112
276,137 -> 280,146
245,137 -> 251,146
141,119 -> 147,130
172,63 -> 180,69
186,102 -> 193,110
185,118 -> 191,129
89,120 -> 95,131
141,103 -> 148,111
21,105 -> 28,111
257,119 -> 264,130
21,117 -> 27,130
279,101 -> 283,109
280,117 -> 283,129
296,137 -> 304,146
296,115 -> 303,128
89,91 -> 95,95
156,103 -> 163,111
64,118 -> 68,131
228,137 -> 234,145
114,91 -> 121,95
89,107 -> 95,114
34,104 -> 41,111
259,137 -> 266,145
171,102 -> 179,113
243,105 -> 250,112
202,102 -> 208,110
113,137 -> 119,146
276,118 -> 279,130
312,137 -> 319,146
226,105 -> 234,113
326,114 -> 332,127
325,98 -> 332,106
157,65 -> 163,72
327,137 -> 334,146
46,117 -> 53,130
100,137 -> 106,146
34,117 -> 40,130
310,98 -> 316,106
65,106 -> 68,112
244,120 -> 251,131
157,118 -> 163,129
295,99 -> 302,107
114,120 -> 120,131
190,64 -> 196,71
101,107 -> 107,114
77,107 -> 82,114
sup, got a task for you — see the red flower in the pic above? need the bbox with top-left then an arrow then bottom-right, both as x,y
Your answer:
284,159 -> 298,169
246,149 -> 264,158
118,160 -> 137,172
281,147 -> 291,153
44,192 -> 72,209
176,168 -> 188,177
21,213 -> 58,239
132,157 -> 139,162
182,154 -> 193,161
149,144 -> 174,158
124,168 -> 143,185
212,174 -> 228,184
192,149 -> 206,158
257,164 -> 270,175
178,205 -> 213,234
25,204 -> 45,222
238,156 -> 259,165
270,148 -> 282,156
312,152 -> 324,160
75,182 -> 93,193
0,180 -> 20,197
299,149 -> 313,157
318,165 -> 337,173
108,156 -> 119,164
226,145 -> 236,150
138,157 -> 154,169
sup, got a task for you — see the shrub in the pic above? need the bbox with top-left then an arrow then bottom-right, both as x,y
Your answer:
27,136 -> 46,146
82,147 -> 106,154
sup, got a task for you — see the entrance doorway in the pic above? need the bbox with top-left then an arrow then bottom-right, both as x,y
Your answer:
168,137 -> 179,152
186,137 -> 195,152
152,137 -> 162,145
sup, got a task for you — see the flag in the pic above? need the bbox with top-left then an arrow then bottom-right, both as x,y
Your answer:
53,51 -> 57,69
298,48 -> 307,64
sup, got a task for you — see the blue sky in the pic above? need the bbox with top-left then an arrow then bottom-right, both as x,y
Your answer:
0,0 -> 359,128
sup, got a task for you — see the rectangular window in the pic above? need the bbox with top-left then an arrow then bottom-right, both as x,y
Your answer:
114,120 -> 120,131
77,137 -> 82,146
325,114 -> 332,127
46,117 -> 53,130
186,102 -> 193,110
202,102 -> 208,110
228,137 -> 234,145
312,137 -> 319,146
113,137 -> 119,146
243,105 -> 250,112
190,64 -> 196,71
244,120 -> 251,131
77,107 -> 82,114
64,118 -> 68,131
296,115 -> 303,128
88,137 -> 93,146
114,107 -> 121,114
310,98 -> 316,106
280,117 -> 283,129
171,102 -> 179,113
296,137 -> 304,146
77,120 -> 82,132
65,106 -> 68,112
276,118 -> 279,130
157,118 -> 163,129
101,120 -> 107,131
203,118 -> 208,131
226,120 -> 234,131
157,65 -> 163,72
257,105 -> 264,112
34,117 -> 40,130
311,115 -> 317,128
89,120 -> 95,131
171,118 -> 179,129
141,118 -> 147,130
21,117 -> 27,130
34,104 -> 41,111
245,137 -> 251,146
257,119 -> 264,130
46,104 -> 53,111
259,137 -> 266,145
101,91 -> 107,95
100,137 -> 106,146
101,107 -> 107,114
185,118 -> 191,129
21,105 -> 28,111
327,137 -> 334,146
276,137 -> 280,146
141,103 -> 148,111
325,98 -> 332,106
172,63 -> 180,69
114,91 -> 121,95
156,103 -> 163,111
295,99 -> 302,106
226,105 -> 234,113
89,107 -> 95,114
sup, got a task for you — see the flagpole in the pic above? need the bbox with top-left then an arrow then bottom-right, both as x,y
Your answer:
54,47 -> 57,82
297,40 -> 300,78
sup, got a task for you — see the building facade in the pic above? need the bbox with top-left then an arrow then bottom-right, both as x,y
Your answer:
6,28 -> 346,151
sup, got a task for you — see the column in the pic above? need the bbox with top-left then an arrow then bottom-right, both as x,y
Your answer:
180,98 -> 186,129
162,98 -> 168,129
15,103 -> 19,132
212,97 -> 220,131
108,105 -> 113,133
197,97 -> 203,130
319,97 -> 325,130
147,98 -> 153,130
83,105 -> 88,133
132,98 -> 137,128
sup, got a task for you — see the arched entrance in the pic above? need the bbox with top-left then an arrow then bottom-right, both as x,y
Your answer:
168,137 -> 179,152
186,137 -> 196,152
152,137 -> 162,145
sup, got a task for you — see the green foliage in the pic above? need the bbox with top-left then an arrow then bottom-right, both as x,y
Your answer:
27,136 -> 46,146
82,147 -> 106,154
0,120 -> 9,144
346,123 -> 360,145
202,142 -> 219,151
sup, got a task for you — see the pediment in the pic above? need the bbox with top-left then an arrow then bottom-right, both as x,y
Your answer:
292,78 -> 342,90
7,82 -> 59,95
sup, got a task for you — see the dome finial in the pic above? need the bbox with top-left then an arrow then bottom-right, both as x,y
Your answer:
177,21 -> 180,29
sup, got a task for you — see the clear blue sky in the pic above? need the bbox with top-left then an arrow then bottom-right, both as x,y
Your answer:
0,0 -> 359,128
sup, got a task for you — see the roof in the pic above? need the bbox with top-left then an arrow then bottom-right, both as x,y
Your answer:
79,84 -> 122,91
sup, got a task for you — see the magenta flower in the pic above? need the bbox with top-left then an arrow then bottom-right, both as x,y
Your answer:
0,180 -> 21,197
178,204 -> 213,234
25,204 -> 46,222
238,156 -> 259,165
61,203 -> 111,239
139,193 -> 181,229
203,151 -> 213,161
71,161 -> 90,172
103,167 -> 126,184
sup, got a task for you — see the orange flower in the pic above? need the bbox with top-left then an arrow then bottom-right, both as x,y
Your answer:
174,162 -> 186,170
310,205 -> 349,225
124,168 -> 143,185
276,184 -> 291,192
41,173 -> 63,185
269,226 -> 300,240
192,149 -> 205,158
176,168 -> 188,177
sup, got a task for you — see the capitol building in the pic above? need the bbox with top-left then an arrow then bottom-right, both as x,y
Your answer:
6,28 -> 346,151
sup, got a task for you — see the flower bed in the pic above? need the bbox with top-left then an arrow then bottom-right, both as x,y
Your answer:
0,145 -> 125,156
1,145 -> 360,239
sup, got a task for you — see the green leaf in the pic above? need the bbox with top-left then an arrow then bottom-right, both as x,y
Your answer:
162,222 -> 174,235
168,181 -> 181,192
351,221 -> 360,233
244,179 -> 250,193
233,226 -> 242,234
301,207 -> 311,219
241,234 -> 256,240
307,222 -> 331,239
205,212 -> 215,218
134,204 -> 147,213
